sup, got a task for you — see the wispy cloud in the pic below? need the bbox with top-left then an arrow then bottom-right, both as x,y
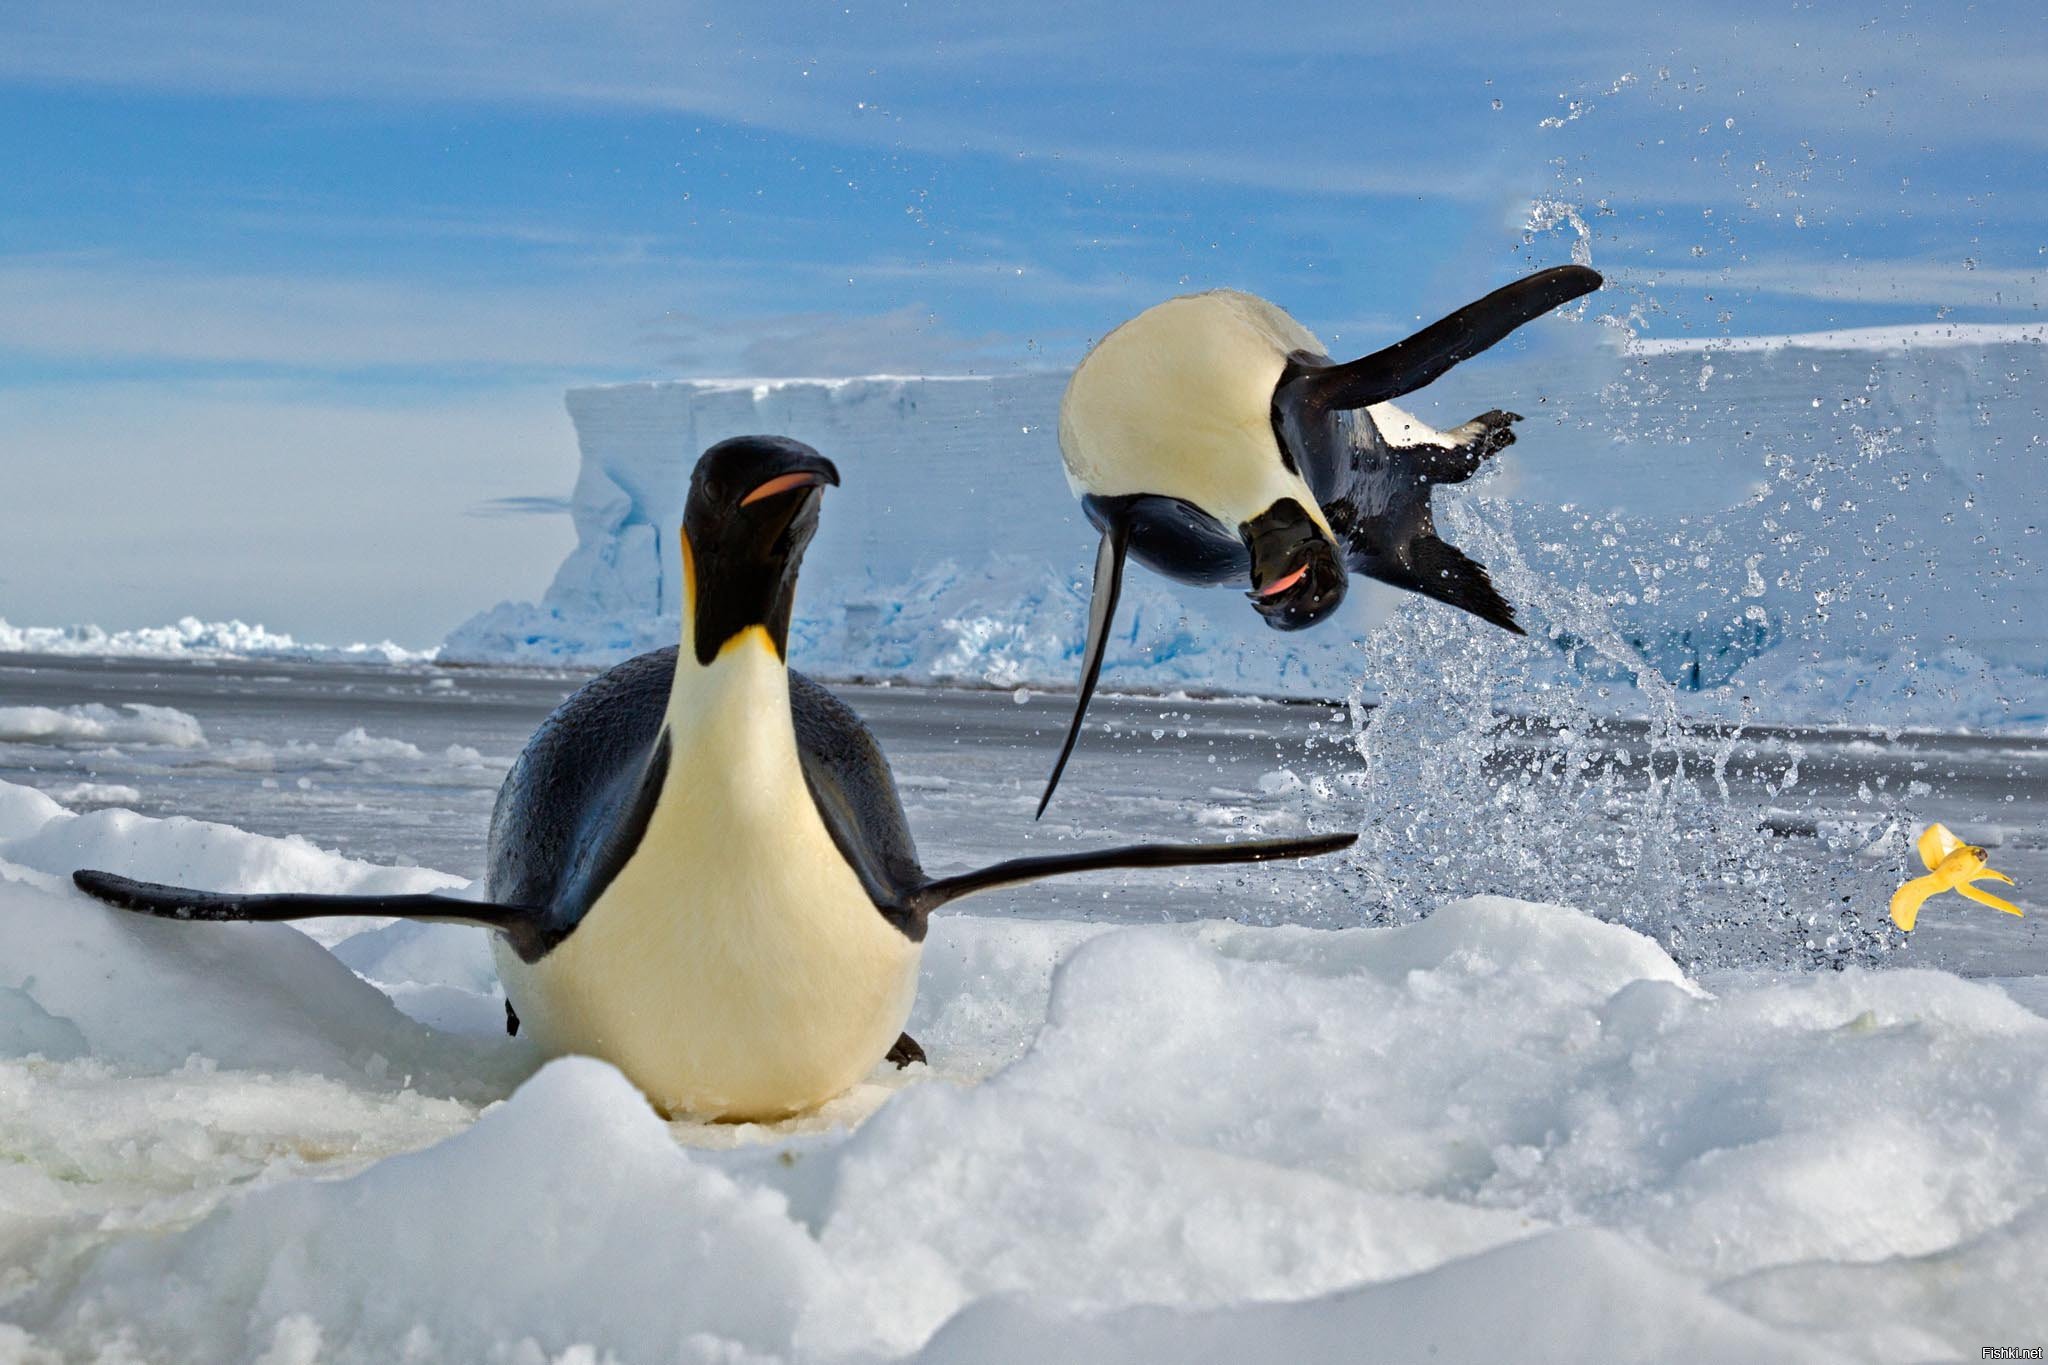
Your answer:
10,1 -> 2036,196
0,254 -> 1048,377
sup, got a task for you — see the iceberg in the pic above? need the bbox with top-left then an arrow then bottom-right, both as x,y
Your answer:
445,329 -> 2048,729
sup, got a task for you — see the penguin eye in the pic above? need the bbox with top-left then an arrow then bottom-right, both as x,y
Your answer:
741,472 -> 825,507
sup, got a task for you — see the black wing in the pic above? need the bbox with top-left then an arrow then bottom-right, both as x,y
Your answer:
486,646 -> 677,957
69,870 -> 558,956
789,670 -> 931,938
1036,493 -> 1253,818
792,671 -> 1360,932
1280,266 -> 1602,412
908,831 -> 1358,915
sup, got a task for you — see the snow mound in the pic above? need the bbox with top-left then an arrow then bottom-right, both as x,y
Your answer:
0,774 -> 465,913
0,782 -> 2041,1363
0,701 -> 205,748
917,1228 -> 1843,1364
0,615 -> 435,664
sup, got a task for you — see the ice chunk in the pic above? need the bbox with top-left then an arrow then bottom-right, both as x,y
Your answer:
0,702 -> 205,748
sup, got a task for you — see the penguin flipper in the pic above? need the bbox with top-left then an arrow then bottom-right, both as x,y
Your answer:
1889,874 -> 1944,932
908,831 -> 1357,915
1354,534 -> 1524,636
1038,516 -> 1132,819
72,869 -> 543,936
1283,265 -> 1603,411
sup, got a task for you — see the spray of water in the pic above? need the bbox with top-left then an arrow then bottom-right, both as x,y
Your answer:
1340,493 -> 1906,973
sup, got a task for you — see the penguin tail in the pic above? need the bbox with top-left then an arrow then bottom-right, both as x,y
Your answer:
907,831 -> 1357,916
72,869 -> 542,935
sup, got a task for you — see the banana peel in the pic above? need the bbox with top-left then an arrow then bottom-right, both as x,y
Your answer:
1890,823 -> 2024,932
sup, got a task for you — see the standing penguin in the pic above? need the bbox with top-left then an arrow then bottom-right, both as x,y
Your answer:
72,436 -> 1354,1121
1038,265 -> 1603,815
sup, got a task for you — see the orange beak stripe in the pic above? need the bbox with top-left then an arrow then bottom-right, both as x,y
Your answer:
1256,564 -> 1309,599
740,471 -> 825,506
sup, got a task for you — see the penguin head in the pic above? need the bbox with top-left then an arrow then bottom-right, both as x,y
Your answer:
682,435 -> 840,665
1242,498 -> 1346,630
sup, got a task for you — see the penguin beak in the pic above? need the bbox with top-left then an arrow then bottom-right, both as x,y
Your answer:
742,469 -> 835,506
1253,564 -> 1310,599
1242,500 -> 1346,631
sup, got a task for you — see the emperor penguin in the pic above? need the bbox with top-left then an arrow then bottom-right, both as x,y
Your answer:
72,435 -> 1355,1122
1038,264 -> 1604,815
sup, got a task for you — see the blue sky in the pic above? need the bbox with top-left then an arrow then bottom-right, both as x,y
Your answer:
0,0 -> 2042,643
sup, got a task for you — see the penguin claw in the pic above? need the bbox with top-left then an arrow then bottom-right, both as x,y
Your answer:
886,1033 -> 927,1069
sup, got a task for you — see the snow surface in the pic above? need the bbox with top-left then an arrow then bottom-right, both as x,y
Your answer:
444,331 -> 2048,734
1,772 -> 2044,1361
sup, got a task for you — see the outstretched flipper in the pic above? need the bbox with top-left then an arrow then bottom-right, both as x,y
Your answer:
1038,514 -> 1132,819
1280,266 -> 1603,413
72,869 -> 557,957
908,830 -> 1356,916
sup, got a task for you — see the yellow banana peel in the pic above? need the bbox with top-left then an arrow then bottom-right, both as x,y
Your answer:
1890,823 -> 2024,932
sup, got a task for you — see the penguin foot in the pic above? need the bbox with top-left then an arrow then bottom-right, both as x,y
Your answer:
1457,408 -> 1522,458
1399,410 -> 1520,485
886,1032 -> 927,1068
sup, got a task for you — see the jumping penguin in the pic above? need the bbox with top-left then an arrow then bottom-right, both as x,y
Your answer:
1039,264 -> 1603,815
72,436 -> 1355,1122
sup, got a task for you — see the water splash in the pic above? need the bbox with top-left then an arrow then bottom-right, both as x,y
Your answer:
1339,494 -> 1906,972
1523,198 -> 1595,270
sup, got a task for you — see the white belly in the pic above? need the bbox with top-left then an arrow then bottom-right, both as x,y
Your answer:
495,637 -> 922,1121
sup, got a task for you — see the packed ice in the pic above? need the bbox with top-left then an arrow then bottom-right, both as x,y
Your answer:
0,770 -> 2042,1361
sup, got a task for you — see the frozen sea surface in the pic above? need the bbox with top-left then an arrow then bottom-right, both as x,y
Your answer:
5,652 -> 2043,976
0,652 -> 2045,1361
